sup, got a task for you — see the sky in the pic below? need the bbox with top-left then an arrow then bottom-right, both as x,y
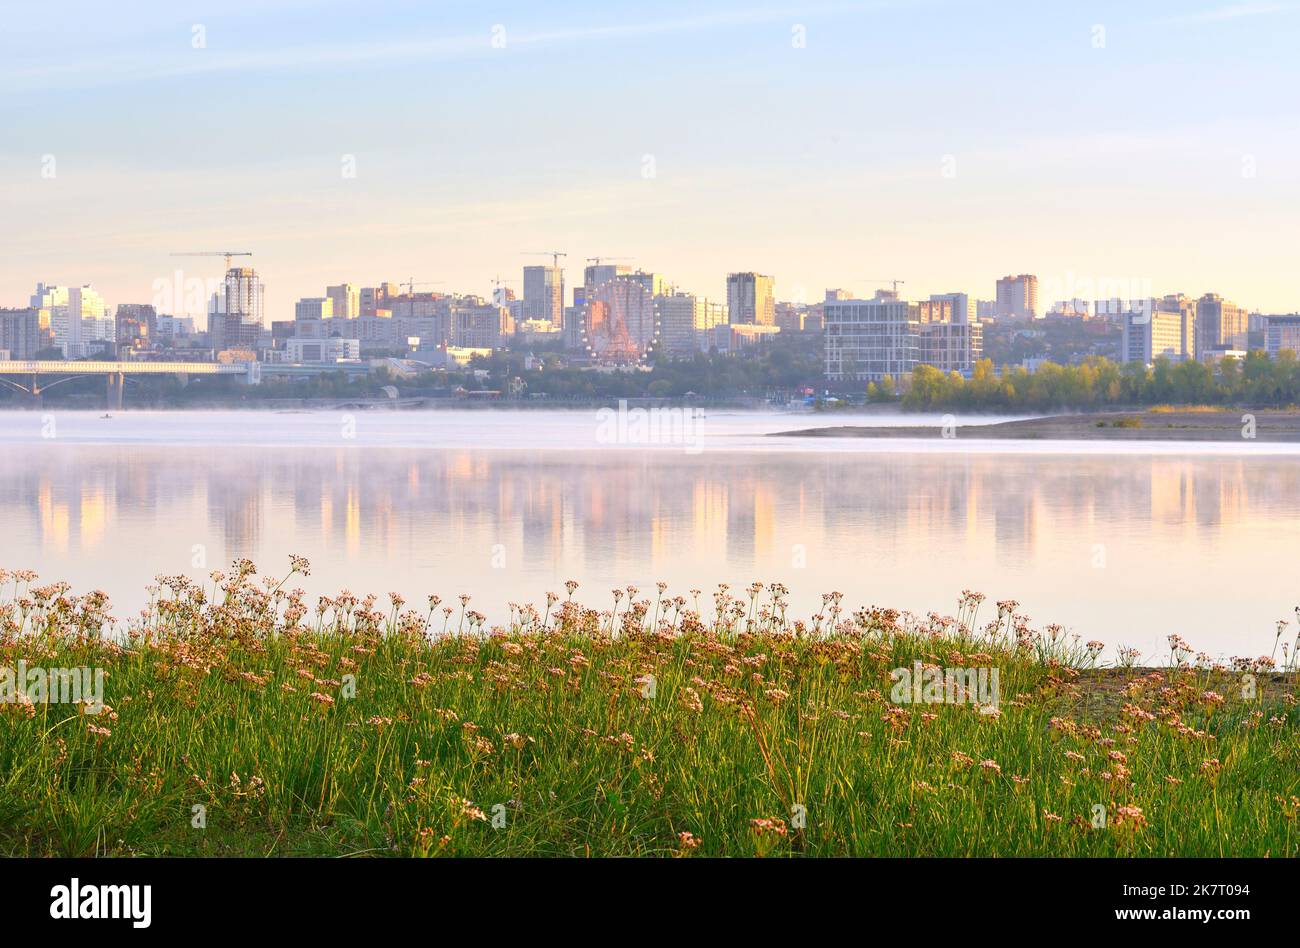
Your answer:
2,0 -> 1299,323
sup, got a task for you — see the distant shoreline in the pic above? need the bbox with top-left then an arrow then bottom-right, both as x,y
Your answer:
776,409 -> 1300,442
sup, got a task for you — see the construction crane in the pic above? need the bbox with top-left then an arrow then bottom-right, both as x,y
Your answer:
525,250 -> 568,268
585,255 -> 632,267
172,250 -> 252,271
402,279 -> 444,295
861,278 -> 906,296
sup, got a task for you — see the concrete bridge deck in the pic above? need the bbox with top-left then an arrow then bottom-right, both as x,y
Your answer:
0,360 -> 260,407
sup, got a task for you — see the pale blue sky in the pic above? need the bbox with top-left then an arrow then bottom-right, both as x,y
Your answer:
2,0 -> 1298,320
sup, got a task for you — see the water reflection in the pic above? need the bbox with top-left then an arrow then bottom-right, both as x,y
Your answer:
4,446 -> 1298,659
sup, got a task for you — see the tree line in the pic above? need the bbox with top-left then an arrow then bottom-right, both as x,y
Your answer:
896,352 -> 1300,411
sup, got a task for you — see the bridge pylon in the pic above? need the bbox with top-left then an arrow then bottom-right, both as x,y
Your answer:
106,373 -> 124,411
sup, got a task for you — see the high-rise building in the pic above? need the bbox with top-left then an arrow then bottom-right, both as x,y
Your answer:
1263,314 -> 1300,358
995,274 -> 1038,319
360,283 -> 398,317
77,286 -> 114,354
30,283 -> 107,358
449,298 -> 514,348
326,284 -> 359,319
626,270 -> 668,299
523,266 -> 564,326
928,292 -> 973,325
727,272 -> 776,326
115,303 -> 158,350
1196,293 -> 1248,361
0,308 -> 41,359
825,294 -> 918,381
209,267 -> 265,353
1119,298 -> 1195,364
584,263 -> 632,294
824,291 -> 981,381
655,292 -> 727,355
295,297 -> 334,321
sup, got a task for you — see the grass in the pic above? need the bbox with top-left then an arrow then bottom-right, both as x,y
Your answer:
1,560 -> 1297,858
1147,405 -> 1232,414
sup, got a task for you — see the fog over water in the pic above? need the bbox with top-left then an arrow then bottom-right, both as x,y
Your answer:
4,410 -> 1298,661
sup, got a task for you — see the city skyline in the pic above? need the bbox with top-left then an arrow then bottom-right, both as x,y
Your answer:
4,0 -> 1300,315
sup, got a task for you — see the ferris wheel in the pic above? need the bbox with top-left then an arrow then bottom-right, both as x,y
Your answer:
581,278 -> 659,365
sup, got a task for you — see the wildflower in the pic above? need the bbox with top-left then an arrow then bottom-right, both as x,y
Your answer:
749,818 -> 788,837
1113,805 -> 1147,829
979,759 -> 1001,775
502,732 -> 533,751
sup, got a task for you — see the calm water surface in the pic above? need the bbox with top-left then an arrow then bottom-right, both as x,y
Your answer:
3,409 -> 1299,661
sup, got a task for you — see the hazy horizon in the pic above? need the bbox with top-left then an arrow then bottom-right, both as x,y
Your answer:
4,0 -> 1299,321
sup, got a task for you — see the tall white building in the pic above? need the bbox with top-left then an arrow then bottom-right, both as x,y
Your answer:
30,283 -> 107,358
1118,298 -> 1195,364
824,292 -> 981,381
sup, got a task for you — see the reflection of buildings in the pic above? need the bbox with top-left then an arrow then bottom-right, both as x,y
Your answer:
31,475 -> 111,554
8,445 -> 1300,641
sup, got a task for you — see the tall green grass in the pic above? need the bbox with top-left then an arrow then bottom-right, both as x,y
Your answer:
0,563 -> 1296,857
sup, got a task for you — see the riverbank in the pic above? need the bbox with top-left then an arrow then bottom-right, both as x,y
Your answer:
1,561 -> 1295,857
778,408 -> 1300,441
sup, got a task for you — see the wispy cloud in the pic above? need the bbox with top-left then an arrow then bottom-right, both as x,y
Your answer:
1,1 -> 897,89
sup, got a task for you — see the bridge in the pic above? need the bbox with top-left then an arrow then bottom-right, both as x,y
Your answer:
0,361 -> 261,408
